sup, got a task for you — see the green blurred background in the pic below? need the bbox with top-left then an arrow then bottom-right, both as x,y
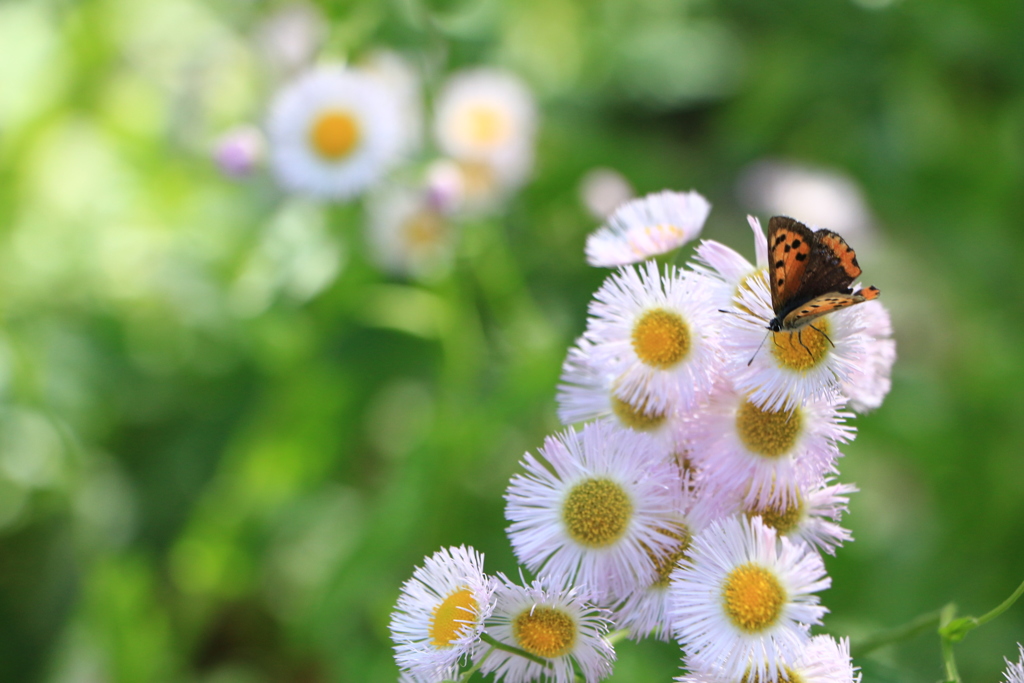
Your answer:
1,0 -> 1023,680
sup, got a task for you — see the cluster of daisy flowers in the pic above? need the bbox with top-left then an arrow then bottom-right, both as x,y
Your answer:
215,37 -> 537,279
390,189 -> 900,682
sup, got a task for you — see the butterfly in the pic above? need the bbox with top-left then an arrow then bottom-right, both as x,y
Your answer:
767,215 -> 880,335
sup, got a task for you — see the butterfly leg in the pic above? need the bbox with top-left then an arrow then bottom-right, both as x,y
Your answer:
809,324 -> 836,348
796,330 -> 814,361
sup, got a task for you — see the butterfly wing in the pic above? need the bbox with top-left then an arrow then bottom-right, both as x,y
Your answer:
767,216 -> 815,314
797,229 -> 863,296
781,286 -> 880,329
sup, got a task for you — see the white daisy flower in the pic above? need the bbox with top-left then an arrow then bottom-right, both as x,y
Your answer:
390,546 -> 497,682
723,265 -> 870,412
584,261 -> 723,415
687,383 -> 853,508
1003,643 -> 1024,683
586,190 -> 711,267
434,68 -> 537,201
669,516 -> 830,683
677,634 -> 859,683
556,337 -> 678,454
505,421 -> 686,601
579,167 -> 634,220
612,496 -> 718,641
267,65 -> 404,200
365,184 -> 455,280
840,299 -> 895,413
213,125 -> 265,178
740,479 -> 857,556
479,574 -> 614,683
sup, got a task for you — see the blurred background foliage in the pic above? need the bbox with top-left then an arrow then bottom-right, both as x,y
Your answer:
0,0 -> 1023,681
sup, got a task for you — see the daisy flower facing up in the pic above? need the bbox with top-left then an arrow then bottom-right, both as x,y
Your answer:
584,261 -> 722,415
390,546 -> 497,681
678,634 -> 859,683
723,266 -> 870,412
556,337 -> 677,454
480,574 -> 614,683
434,68 -> 537,202
692,215 -> 769,312
669,516 -> 830,683
1003,643 -> 1024,683
267,65 -> 404,200
688,384 -> 853,508
366,185 -> 455,280
840,299 -> 896,413
505,421 -> 685,601
740,479 -> 857,556
585,190 -> 711,267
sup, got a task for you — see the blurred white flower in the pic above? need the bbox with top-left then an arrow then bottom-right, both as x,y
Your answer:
255,3 -> 326,77
366,185 -> 456,280
267,65 -> 405,200
585,190 -> 710,267
579,167 -> 634,220
738,160 -> 873,240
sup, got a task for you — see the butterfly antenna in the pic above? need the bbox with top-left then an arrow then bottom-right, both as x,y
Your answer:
809,324 -> 836,348
747,331 -> 770,366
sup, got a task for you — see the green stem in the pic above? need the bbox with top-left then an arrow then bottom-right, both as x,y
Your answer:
940,604 -> 962,683
976,577 -> 1024,627
850,606 -> 946,657
456,646 -> 494,682
479,632 -> 549,667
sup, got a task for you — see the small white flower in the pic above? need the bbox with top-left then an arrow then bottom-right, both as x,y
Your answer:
390,546 -> 497,682
722,266 -> 870,412
1003,643 -> 1024,683
840,299 -> 895,413
556,337 -> 678,454
740,479 -> 857,556
611,498 -> 714,641
669,516 -> 830,683
505,421 -> 686,601
677,634 -> 859,683
267,65 -> 404,200
687,383 -> 853,508
586,190 -> 711,267
213,125 -> 265,178
584,261 -> 723,415
434,68 -> 537,201
480,574 -> 614,683
579,167 -> 634,220
365,184 -> 456,280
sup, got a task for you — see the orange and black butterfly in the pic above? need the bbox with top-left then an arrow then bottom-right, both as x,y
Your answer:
767,216 -> 880,334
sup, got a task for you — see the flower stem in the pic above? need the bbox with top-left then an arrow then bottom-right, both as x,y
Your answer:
850,606 -> 945,657
606,628 -> 630,646
940,604 -> 962,683
479,632 -> 550,667
976,577 -> 1024,627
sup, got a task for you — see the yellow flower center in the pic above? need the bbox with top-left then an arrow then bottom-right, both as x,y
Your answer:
770,319 -> 831,371
646,525 -> 692,589
459,104 -> 511,148
512,606 -> 576,658
457,160 -> 497,199
403,210 -> 446,249
309,110 -> 361,160
742,667 -> 802,683
632,308 -> 691,368
429,587 -> 478,647
747,496 -> 805,535
611,390 -> 666,431
735,400 -> 802,458
722,563 -> 786,633
562,478 -> 633,548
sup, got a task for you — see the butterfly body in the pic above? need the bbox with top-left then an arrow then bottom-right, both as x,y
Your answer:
767,216 -> 879,333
